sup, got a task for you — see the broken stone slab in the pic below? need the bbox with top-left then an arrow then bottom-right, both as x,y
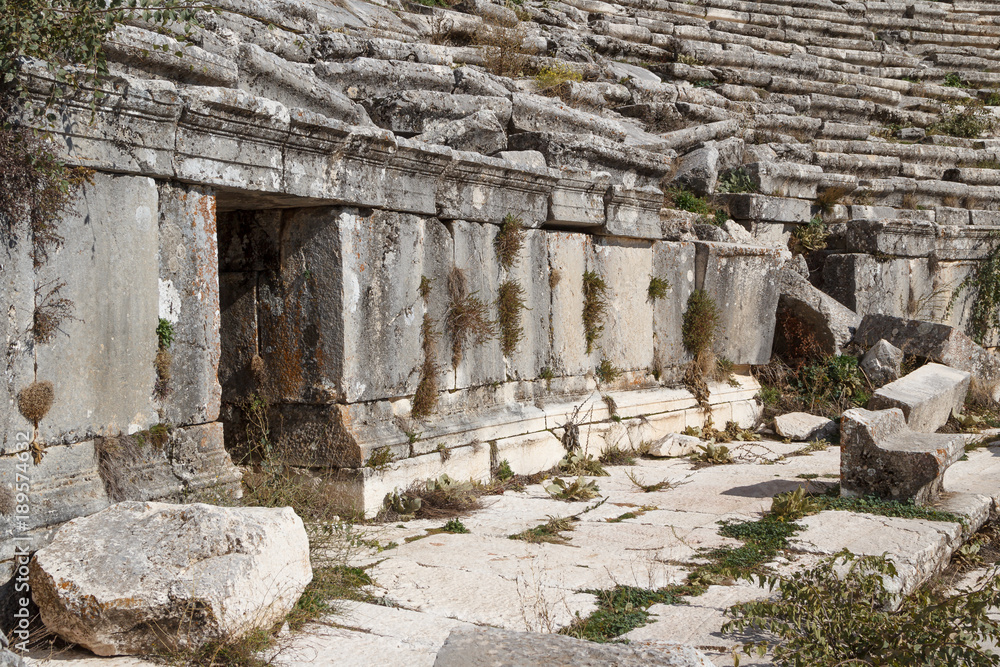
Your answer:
775,266 -> 860,357
433,626 -> 714,667
861,339 -> 904,387
868,363 -> 971,433
0,650 -> 24,667
774,412 -> 837,442
413,109 -> 508,155
368,90 -> 512,135
30,501 -> 311,656
853,314 -> 1000,401
672,143 -> 719,194
105,25 -> 238,88
602,185 -> 664,239
743,161 -> 824,199
840,407 -> 965,505
647,433 -> 703,457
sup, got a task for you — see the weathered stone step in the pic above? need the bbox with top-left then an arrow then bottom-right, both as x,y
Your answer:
868,363 -> 971,433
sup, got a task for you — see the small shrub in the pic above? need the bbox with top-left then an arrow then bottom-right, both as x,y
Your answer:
419,275 -> 433,299
32,279 -> 74,344
717,168 -> 757,194
790,216 -> 829,253
676,54 -> 702,66
815,185 -> 851,214
445,268 -> 496,368
559,450 -> 608,476
647,276 -> 671,301
931,101 -> 996,139
496,459 -> 514,481
949,235 -> 1000,346
582,270 -> 609,354
669,187 -> 713,215
510,515 -> 574,544
496,279 -> 527,356
543,476 -> 600,501
494,214 -> 524,269
595,358 -> 621,384
682,290 -> 718,359
156,318 -> 175,349
365,446 -> 394,471
534,62 -> 582,91
17,381 -> 53,424
476,22 -> 529,78
441,518 -> 469,534
599,445 -> 636,467
724,551 -> 1000,667
944,72 -> 967,88
769,486 -> 820,522
692,442 -> 733,465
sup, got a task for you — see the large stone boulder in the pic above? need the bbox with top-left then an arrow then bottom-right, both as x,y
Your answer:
867,363 -> 970,433
30,502 -> 311,656
434,626 -> 714,666
840,408 -> 965,505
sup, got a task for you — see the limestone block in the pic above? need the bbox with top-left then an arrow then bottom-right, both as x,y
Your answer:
822,253 -> 910,316
868,363 -> 971,433
652,242 -> 696,383
647,433 -> 703,457
861,339 -> 904,387
0,441 -> 109,537
854,314 -> 1000,400
451,221 -> 504,390
502,230 -> 552,381
315,58 -> 456,101
592,238 -> 655,373
492,432 -> 565,476
603,186 -> 664,240
775,267 -> 860,356
0,208 -> 33,455
548,232 -> 593,377
548,168 -> 610,228
369,91 -> 512,135
235,43 -> 370,125
157,184 -> 222,426
105,25 -> 238,87
673,144 -> 719,194
36,173 -> 159,445
437,152 -> 555,226
283,110 -> 395,208
413,109 -> 508,155
743,161 -> 823,199
31,502 -> 311,655
258,207 -> 452,405
511,93 -> 628,143
433,626 -> 713,667
774,412 -> 837,442
19,63 -> 181,178
175,87 -> 290,192
840,407 -> 965,504
387,139 -> 454,216
720,194 -> 811,224
695,242 -> 787,365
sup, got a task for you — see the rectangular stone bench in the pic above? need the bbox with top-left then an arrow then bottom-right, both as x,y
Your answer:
841,407 -> 966,505
868,362 -> 971,433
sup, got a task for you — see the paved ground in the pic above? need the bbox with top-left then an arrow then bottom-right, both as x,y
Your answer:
23,439 -> 1000,666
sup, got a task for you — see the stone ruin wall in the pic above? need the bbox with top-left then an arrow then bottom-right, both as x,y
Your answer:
5,0 -> 1000,618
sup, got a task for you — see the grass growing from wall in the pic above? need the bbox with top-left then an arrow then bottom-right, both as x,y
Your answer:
949,234 -> 1000,346
494,214 -> 524,270
445,267 -> 496,368
412,314 -> 440,419
682,290 -> 719,406
582,270 -> 609,354
496,279 -> 527,356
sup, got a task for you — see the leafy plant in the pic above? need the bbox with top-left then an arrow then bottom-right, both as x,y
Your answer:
769,486 -> 821,522
682,290 -> 719,360
647,276 -> 671,301
815,494 -> 965,525
559,450 -> 608,476
509,515 -> 574,544
365,446 -> 394,471
669,187 -> 713,215
383,490 -> 422,518
717,168 -> 757,194
931,101 -> 996,139
724,551 -> 1000,667
692,442 -> 733,465
544,476 -> 600,501
949,235 -> 1000,346
156,318 -> 175,349
582,270 -> 609,354
496,458 -> 514,481
534,62 -> 582,91
790,216 -> 829,253
442,518 -> 469,534
944,72 -> 968,88
561,585 -> 692,642
595,358 -> 621,384
599,445 -> 635,466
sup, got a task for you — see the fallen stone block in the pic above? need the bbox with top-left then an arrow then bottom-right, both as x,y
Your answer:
854,314 -> 1000,401
413,109 -> 507,155
774,412 -> 837,442
775,266 -> 860,356
861,339 -> 903,387
433,626 -> 714,667
30,502 -> 311,656
672,143 -> 719,194
867,363 -> 970,433
840,407 -> 965,504
647,433 -> 703,457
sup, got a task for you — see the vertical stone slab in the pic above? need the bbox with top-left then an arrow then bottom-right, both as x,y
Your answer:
0,210 -> 34,454
547,231 -> 592,377
420,217 -> 456,399
157,183 -> 221,426
652,242 -> 696,383
36,173 -> 159,444
695,242 -> 786,365
591,238 -> 654,371
822,254 -> 909,317
451,220 -> 504,390
257,206 -> 346,404
502,229 -> 551,381
218,272 -> 259,405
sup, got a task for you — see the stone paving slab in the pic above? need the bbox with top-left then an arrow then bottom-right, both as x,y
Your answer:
21,440 -> 999,667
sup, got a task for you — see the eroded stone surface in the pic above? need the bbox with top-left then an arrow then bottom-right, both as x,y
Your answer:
868,363 -> 970,433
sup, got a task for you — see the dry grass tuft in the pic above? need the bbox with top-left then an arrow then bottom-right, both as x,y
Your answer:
496,279 -> 527,356
582,270 -> 609,354
494,214 -> 525,270
17,381 -> 54,424
475,22 -> 529,78
33,279 -> 74,344
446,267 -> 496,368
412,314 -> 440,419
